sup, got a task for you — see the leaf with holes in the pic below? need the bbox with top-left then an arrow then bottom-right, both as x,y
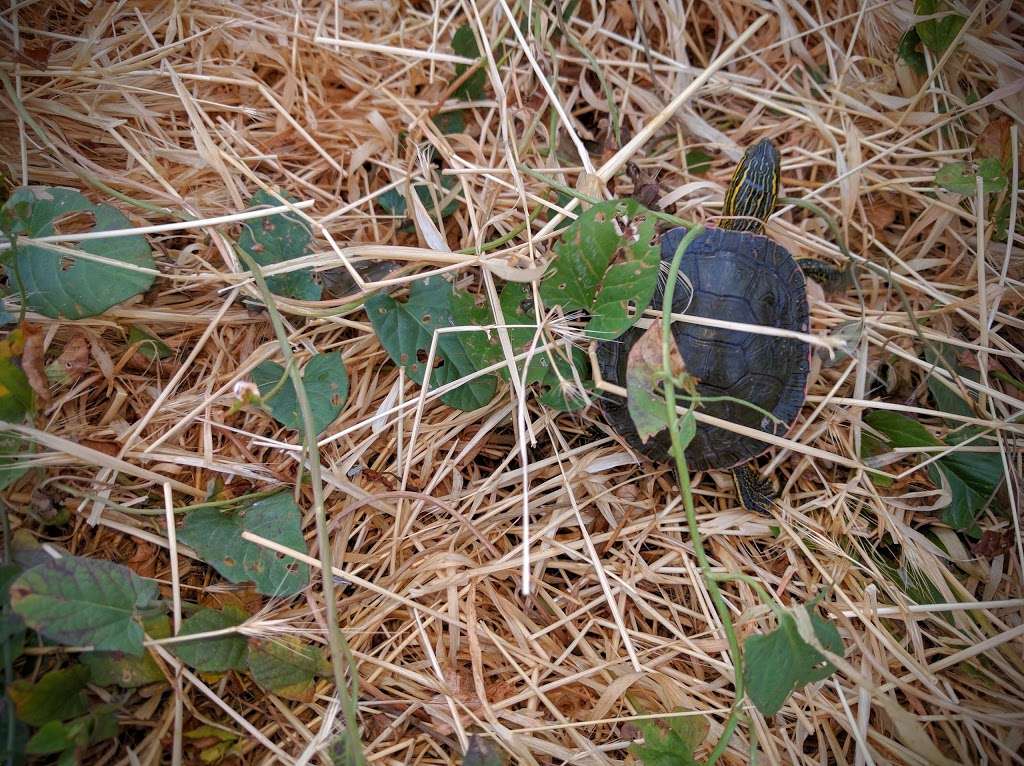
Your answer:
10,556 -> 158,655
914,0 -> 965,52
452,281 -> 593,412
2,187 -> 155,319
246,635 -> 330,702
743,608 -> 842,717
451,24 -> 486,101
539,199 -> 661,340
178,492 -> 309,597
238,190 -> 320,301
252,351 -> 348,434
173,605 -> 248,672
367,275 -> 498,411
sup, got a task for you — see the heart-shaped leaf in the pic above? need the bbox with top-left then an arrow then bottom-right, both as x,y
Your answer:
10,556 -> 158,655
367,275 -> 498,411
178,492 -> 309,597
539,199 -> 661,340
2,187 -> 155,319
743,608 -> 842,716
238,190 -> 320,300
252,351 -> 348,434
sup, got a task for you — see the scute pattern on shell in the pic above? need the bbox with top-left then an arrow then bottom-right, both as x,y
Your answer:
597,226 -> 810,471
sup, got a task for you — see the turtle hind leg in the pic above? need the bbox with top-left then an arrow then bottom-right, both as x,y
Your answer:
732,465 -> 776,514
797,258 -> 852,294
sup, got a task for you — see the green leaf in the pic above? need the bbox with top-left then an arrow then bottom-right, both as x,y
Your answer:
8,665 -> 89,726
376,175 -> 460,223
529,346 -> 593,412
178,492 -> 309,597
864,410 -> 941,448
25,720 -> 74,755
935,159 -> 1007,195
433,111 -> 466,135
173,606 -> 248,672
685,149 -> 712,175
81,614 -> 170,688
10,556 -> 157,655
85,706 -> 119,745
127,325 -> 171,361
452,24 -> 486,101
923,344 -> 979,420
914,0 -> 965,52
897,28 -> 928,75
539,199 -> 661,340
367,275 -> 498,411
859,431 -> 895,487
0,329 -> 32,423
451,281 -> 592,412
2,186 -> 155,319
25,707 -> 117,755
252,351 -> 349,435
238,190 -> 320,301
246,635 -> 328,702
462,734 -> 503,766
743,608 -> 841,717
187,725 -> 242,763
628,713 -> 707,766
865,409 -> 1002,532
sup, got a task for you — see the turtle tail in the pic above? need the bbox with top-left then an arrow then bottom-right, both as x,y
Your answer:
732,465 -> 776,514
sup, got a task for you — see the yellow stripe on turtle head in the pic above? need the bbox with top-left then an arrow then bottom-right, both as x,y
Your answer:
721,138 -> 780,234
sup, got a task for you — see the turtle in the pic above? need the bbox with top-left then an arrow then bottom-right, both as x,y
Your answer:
596,138 -> 844,514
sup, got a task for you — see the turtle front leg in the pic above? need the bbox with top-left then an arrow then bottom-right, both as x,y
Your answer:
797,258 -> 851,294
732,465 -> 776,514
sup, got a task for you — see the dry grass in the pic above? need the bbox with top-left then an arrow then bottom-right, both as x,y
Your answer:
1,0 -> 1023,764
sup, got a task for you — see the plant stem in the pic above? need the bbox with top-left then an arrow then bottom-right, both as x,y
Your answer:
233,246 -> 365,765
658,226 -> 746,765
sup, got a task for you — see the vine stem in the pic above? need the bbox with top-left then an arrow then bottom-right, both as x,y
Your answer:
658,226 -> 746,764
233,246 -> 364,764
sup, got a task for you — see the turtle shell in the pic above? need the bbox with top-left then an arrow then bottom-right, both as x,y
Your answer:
596,226 -> 810,471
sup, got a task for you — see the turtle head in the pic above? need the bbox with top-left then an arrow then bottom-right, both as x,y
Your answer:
721,138 -> 780,234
